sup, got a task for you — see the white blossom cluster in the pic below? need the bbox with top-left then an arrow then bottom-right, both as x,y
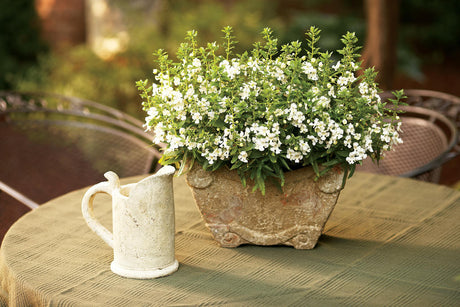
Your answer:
144,54 -> 401,167
138,27 -> 403,192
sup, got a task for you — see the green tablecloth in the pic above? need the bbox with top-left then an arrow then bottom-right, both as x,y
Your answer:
1,173 -> 459,306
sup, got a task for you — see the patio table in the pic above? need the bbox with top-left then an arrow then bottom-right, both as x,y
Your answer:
1,172 -> 459,306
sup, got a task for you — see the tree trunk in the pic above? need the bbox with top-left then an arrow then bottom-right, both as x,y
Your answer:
361,0 -> 400,90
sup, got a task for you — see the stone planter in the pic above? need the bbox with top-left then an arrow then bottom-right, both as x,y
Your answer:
185,164 -> 345,249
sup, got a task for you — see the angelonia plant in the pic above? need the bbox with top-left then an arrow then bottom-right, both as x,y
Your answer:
137,26 -> 404,194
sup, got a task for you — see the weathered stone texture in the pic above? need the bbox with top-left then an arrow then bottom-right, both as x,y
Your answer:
186,165 -> 344,249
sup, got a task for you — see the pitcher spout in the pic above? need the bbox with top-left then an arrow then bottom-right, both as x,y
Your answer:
131,165 -> 175,192
152,165 -> 176,178
127,165 -> 175,203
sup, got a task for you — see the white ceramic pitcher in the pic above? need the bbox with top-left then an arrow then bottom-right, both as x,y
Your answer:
81,165 -> 178,279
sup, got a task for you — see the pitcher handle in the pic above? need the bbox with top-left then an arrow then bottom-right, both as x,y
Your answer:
81,172 -> 120,248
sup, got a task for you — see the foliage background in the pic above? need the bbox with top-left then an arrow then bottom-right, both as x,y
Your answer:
0,0 -> 48,90
2,0 -> 459,119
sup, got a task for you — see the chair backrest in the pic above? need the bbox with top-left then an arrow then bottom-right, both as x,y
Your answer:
357,105 -> 458,182
381,89 -> 460,153
0,91 -> 162,205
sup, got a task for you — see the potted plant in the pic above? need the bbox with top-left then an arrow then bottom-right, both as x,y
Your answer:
137,26 -> 403,249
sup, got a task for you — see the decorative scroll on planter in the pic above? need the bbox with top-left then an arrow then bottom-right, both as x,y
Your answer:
186,164 -> 345,249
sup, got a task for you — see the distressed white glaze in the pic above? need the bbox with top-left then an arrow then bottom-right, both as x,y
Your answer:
82,166 -> 178,279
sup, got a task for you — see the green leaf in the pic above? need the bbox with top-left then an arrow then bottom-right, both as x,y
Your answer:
279,157 -> 291,171
348,164 -> 356,178
177,152 -> 188,175
309,156 -> 320,176
250,151 -> 265,159
214,118 -> 226,129
262,164 -> 274,173
322,159 -> 340,167
230,161 -> 243,170
319,166 -> 333,177
256,163 -> 262,178
253,176 -> 266,195
210,161 -> 223,171
336,151 -> 349,158
341,167 -> 349,188
240,173 -> 247,187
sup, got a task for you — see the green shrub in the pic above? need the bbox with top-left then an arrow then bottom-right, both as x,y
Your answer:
0,0 -> 48,89
16,0 -> 282,118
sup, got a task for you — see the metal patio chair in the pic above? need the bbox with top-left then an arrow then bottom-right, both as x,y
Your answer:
357,101 -> 458,183
381,89 -> 460,153
0,91 -> 162,239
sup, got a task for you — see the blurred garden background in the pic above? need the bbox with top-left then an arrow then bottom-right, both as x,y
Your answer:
1,0 -> 459,184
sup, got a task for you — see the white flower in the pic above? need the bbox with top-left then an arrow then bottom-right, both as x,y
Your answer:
346,143 -> 367,164
192,58 -> 201,67
199,84 -> 207,94
238,151 -> 248,163
224,114 -> 233,124
221,58 -> 241,79
151,83 -> 159,96
144,107 -> 158,127
337,76 -> 348,86
311,86 -> 320,95
317,96 -> 330,108
270,63 -> 286,83
325,120 -> 344,148
299,140 -> 311,154
287,103 -> 306,128
173,77 -> 181,86
162,109 -> 171,117
239,85 -> 251,100
344,135 -> 352,148
328,86 -> 336,98
184,86 -> 195,99
207,110 -> 215,120
153,122 -> 165,144
287,148 -> 302,163
159,85 -> 174,100
274,108 -> 284,117
192,112 -> 202,124
166,134 -> 184,151
301,61 -> 318,80
247,58 -> 260,71
332,61 -> 341,71
359,81 -> 368,95
307,135 -> 318,146
337,71 -> 356,87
